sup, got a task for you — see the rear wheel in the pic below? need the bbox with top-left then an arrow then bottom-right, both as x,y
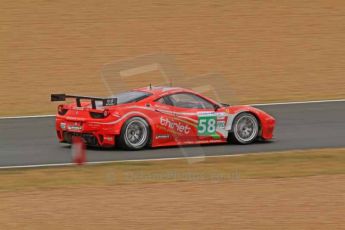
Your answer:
119,117 -> 150,150
228,113 -> 259,144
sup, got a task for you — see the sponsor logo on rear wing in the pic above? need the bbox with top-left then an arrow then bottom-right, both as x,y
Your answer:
51,94 -> 117,109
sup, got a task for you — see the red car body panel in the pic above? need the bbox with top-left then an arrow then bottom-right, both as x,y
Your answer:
54,87 -> 275,148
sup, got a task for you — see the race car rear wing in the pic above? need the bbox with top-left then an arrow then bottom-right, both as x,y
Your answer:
51,94 -> 117,109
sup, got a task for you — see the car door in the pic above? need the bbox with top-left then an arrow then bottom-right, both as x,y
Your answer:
166,93 -> 217,143
151,96 -> 178,145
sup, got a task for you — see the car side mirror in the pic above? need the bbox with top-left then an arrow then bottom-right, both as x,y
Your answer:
214,104 -> 220,111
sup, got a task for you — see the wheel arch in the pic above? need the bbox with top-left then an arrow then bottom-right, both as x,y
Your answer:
228,110 -> 262,136
116,113 -> 154,147
246,111 -> 262,135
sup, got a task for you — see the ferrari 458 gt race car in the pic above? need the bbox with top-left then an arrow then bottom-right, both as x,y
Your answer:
51,86 -> 275,150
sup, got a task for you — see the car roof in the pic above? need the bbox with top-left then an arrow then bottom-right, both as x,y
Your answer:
135,86 -> 193,96
133,86 -> 222,106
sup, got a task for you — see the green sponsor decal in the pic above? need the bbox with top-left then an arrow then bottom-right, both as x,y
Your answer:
211,133 -> 221,139
197,115 -> 217,136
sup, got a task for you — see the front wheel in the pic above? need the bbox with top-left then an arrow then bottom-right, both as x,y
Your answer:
228,113 -> 259,144
119,117 -> 150,150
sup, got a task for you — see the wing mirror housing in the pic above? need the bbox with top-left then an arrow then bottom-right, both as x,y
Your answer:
214,104 -> 221,111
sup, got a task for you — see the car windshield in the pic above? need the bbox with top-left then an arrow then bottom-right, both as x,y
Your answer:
112,91 -> 152,104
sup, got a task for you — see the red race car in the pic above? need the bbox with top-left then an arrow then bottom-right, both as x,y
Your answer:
51,86 -> 275,150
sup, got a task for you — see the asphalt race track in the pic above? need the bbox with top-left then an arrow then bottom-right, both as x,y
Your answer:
0,101 -> 344,168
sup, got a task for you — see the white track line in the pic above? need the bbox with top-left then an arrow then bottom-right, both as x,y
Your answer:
0,150 -> 305,170
1,98 -> 345,120
251,98 -> 345,106
0,114 -> 55,120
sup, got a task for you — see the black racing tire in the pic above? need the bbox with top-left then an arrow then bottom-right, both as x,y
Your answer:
119,117 -> 151,150
228,112 -> 259,144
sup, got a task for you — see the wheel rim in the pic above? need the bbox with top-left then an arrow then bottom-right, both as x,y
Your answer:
125,120 -> 148,147
234,115 -> 258,143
